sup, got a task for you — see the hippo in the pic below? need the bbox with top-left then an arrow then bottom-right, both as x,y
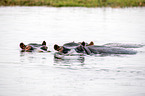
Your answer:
54,42 -> 85,59
54,41 -> 138,56
87,45 -> 137,54
75,42 -> 137,55
20,41 -> 49,52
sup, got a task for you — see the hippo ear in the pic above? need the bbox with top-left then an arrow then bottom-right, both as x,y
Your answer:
89,41 -> 94,45
42,41 -> 46,45
81,41 -> 85,46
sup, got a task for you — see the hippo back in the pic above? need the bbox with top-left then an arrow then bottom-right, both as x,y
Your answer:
63,42 -> 79,49
88,45 -> 137,54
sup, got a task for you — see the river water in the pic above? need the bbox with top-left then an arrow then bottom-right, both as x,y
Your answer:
0,7 -> 145,96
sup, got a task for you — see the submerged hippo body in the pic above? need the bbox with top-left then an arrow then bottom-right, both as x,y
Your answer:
87,45 -> 137,54
28,43 -> 42,48
26,43 -> 48,52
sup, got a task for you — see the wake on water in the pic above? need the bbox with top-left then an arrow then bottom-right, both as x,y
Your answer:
104,43 -> 144,48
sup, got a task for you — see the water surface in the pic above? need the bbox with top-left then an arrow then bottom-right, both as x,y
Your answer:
0,7 -> 145,96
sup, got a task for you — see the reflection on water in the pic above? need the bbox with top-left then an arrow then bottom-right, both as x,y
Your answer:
20,51 -> 33,56
19,51 -> 49,64
54,57 -> 85,67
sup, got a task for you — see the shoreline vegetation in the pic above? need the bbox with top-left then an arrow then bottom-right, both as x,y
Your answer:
0,0 -> 145,8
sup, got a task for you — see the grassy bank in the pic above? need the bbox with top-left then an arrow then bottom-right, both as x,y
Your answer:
0,0 -> 145,7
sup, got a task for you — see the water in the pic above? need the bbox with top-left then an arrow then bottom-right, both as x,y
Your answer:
0,7 -> 145,96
